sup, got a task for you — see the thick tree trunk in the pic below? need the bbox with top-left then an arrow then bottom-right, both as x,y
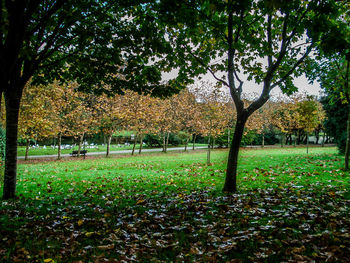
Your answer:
3,88 -> 22,199
57,133 -> 62,160
345,108 -> 350,170
25,139 -> 30,161
192,134 -> 196,150
139,135 -> 143,154
106,134 -> 112,157
223,114 -> 248,192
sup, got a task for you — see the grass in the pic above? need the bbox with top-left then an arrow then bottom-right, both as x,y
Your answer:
16,143 -> 207,156
1,147 -> 350,262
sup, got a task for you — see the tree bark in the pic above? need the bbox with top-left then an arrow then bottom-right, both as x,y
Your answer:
223,114 -> 248,192
139,134 -> 143,154
207,135 -> 211,165
306,131 -> 309,154
192,134 -> 196,150
280,133 -> 284,148
25,139 -> 30,161
77,133 -> 84,157
3,88 -> 22,199
345,108 -> 350,170
106,134 -> 112,157
57,133 -> 62,160
262,132 -> 265,148
184,137 -> 188,151
322,131 -> 325,147
162,132 -> 166,152
165,132 -> 170,153
131,135 -> 136,155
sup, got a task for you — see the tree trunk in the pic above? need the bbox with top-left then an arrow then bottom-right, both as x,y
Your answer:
322,131 -> 325,147
207,136 -> 211,165
162,132 -> 166,152
184,137 -> 188,151
3,88 -> 22,199
131,135 -> 137,155
306,131 -> 309,154
280,133 -> 284,148
192,134 -> 196,150
262,132 -> 265,148
227,129 -> 231,148
139,135 -> 143,154
223,114 -> 248,192
345,108 -> 350,170
77,133 -> 84,157
165,132 -> 170,153
106,134 -> 112,157
25,139 -> 30,161
57,133 -> 62,160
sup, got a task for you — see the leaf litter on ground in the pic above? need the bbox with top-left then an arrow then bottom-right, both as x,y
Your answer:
0,147 -> 349,262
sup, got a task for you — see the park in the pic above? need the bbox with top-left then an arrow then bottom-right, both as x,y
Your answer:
0,0 -> 350,262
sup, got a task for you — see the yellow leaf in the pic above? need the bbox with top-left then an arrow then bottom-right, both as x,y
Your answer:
136,199 -> 145,205
44,259 -> 55,263
77,219 -> 84,226
85,232 -> 95,237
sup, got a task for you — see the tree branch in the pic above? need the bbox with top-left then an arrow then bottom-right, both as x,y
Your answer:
270,44 -> 313,90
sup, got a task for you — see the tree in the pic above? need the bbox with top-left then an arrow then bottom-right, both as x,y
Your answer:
0,1 -> 180,199
296,96 -> 325,153
95,93 -> 127,157
19,84 -> 55,160
306,1 -> 350,168
156,0 -> 339,192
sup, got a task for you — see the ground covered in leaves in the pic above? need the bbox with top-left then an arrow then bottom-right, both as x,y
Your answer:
1,147 -> 349,262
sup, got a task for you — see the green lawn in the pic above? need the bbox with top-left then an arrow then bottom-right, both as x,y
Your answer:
1,147 -> 349,262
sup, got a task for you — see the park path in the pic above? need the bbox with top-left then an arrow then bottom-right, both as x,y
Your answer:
17,146 -> 208,160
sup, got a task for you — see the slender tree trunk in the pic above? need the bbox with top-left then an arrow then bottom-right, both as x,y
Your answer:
162,132 -> 166,152
139,135 -> 143,154
165,132 -> 170,152
322,131 -> 325,147
184,137 -> 189,151
25,139 -> 30,161
131,135 -> 137,155
227,129 -> 231,148
345,108 -> 350,170
280,133 -> 284,148
106,134 -> 112,157
3,88 -> 22,199
57,133 -> 62,160
77,133 -> 84,157
207,136 -> 211,165
223,114 -> 248,192
262,132 -> 265,148
306,131 -> 309,154
192,134 -> 196,150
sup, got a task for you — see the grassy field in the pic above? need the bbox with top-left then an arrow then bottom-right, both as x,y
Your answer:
17,143 -> 207,156
1,147 -> 349,262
